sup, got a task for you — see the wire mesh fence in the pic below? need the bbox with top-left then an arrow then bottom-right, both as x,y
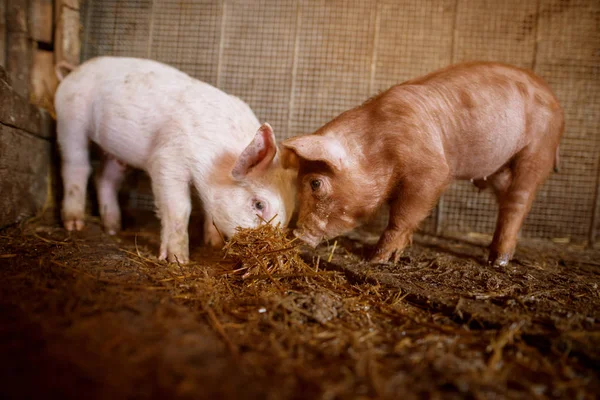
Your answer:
80,0 -> 600,243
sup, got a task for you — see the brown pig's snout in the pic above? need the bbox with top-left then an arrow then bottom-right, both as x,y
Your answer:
293,211 -> 330,248
292,228 -> 321,248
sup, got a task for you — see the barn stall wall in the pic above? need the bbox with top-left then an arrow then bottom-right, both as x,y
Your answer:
80,0 -> 600,243
0,0 -> 57,229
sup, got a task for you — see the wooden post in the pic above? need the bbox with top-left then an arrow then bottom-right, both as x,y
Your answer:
54,0 -> 79,20
6,0 -> 32,98
55,0 -> 80,65
0,66 -> 52,228
29,0 -> 56,109
30,48 -> 57,112
0,0 -> 6,68
29,0 -> 53,44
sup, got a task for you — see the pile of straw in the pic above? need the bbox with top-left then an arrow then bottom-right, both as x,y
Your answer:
222,219 -> 311,279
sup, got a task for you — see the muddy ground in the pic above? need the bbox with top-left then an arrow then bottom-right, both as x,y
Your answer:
0,212 -> 598,399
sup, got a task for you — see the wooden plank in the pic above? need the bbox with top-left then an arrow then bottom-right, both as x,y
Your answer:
0,0 -> 6,68
0,124 -> 51,228
5,31 -> 33,99
55,0 -> 79,19
0,65 -> 46,137
54,0 -> 81,61
55,6 -> 80,64
6,0 -> 28,33
29,0 -> 53,44
30,48 -> 57,113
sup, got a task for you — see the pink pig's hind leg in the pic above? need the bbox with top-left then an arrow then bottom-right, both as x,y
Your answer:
371,167 -> 450,263
95,155 -> 127,235
488,147 -> 556,267
58,120 -> 91,232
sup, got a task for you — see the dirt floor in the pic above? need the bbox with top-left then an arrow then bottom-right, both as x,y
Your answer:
0,212 -> 599,400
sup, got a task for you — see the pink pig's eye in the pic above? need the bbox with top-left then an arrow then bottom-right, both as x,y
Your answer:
254,200 -> 265,211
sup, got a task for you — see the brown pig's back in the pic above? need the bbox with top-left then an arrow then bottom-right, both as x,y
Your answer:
376,62 -> 563,180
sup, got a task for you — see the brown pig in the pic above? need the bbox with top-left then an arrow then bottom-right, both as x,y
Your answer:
282,62 -> 564,267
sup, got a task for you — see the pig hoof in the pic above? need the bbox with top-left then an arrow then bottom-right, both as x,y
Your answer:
64,218 -> 85,231
370,251 -> 392,264
102,219 -> 121,236
103,223 -> 120,236
392,250 -> 405,264
204,233 -> 225,249
488,253 -> 511,267
168,253 -> 189,264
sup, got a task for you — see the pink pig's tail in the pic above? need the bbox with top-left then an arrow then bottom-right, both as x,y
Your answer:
55,61 -> 77,82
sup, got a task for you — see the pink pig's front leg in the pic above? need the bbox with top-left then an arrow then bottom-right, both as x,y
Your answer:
150,164 -> 192,264
204,214 -> 225,248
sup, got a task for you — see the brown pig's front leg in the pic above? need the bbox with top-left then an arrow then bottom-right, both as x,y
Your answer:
371,168 -> 450,263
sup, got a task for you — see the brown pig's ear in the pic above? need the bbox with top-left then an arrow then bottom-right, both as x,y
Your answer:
281,135 -> 347,171
232,123 -> 277,180
280,146 -> 299,170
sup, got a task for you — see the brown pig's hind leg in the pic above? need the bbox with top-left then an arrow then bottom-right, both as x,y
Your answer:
371,167 -> 450,263
488,147 -> 556,267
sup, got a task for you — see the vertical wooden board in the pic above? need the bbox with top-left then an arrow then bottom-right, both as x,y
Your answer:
29,0 -> 53,43
55,0 -> 80,18
536,0 -> 600,66
0,0 -> 6,68
6,0 -> 28,33
82,0 -> 151,60
0,125 -> 50,228
0,66 -> 43,136
150,0 -> 222,85
452,0 -> 538,68
289,0 -> 376,137
6,32 -> 32,98
219,0 -> 297,140
373,0 -> 455,92
30,48 -> 58,112
594,171 -> 600,243
55,7 -> 80,64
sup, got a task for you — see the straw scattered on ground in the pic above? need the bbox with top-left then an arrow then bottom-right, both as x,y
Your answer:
0,214 -> 598,399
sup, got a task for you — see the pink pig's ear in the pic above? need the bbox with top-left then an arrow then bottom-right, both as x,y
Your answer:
232,123 -> 278,180
281,135 -> 347,171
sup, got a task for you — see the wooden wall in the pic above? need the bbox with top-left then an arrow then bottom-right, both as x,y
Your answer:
0,0 -> 70,228
81,0 -> 600,244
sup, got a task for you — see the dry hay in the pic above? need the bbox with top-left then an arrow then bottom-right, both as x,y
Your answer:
222,218 -> 311,279
0,216 -> 599,399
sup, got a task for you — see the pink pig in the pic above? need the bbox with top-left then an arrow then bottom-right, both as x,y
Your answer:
55,57 -> 296,263
282,62 -> 563,267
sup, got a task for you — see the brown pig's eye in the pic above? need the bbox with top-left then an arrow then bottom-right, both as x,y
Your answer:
254,201 -> 265,210
310,179 -> 322,191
